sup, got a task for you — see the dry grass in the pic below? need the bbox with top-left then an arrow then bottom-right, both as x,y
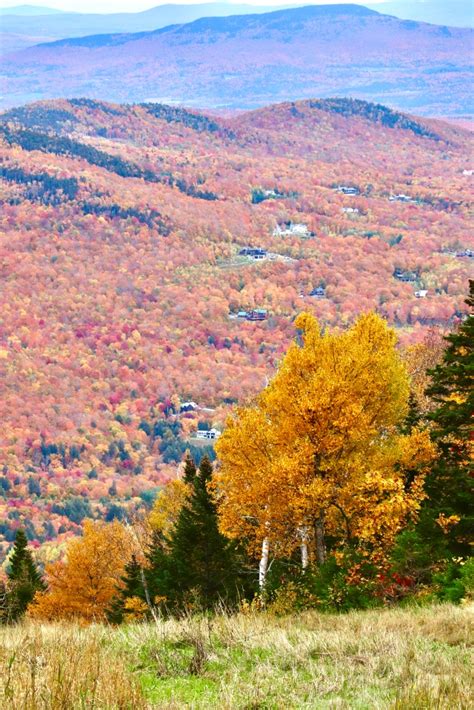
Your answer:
0,623 -> 146,709
1,603 -> 472,709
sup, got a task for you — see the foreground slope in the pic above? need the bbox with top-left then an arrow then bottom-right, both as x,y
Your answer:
0,97 -> 472,549
0,604 -> 472,708
2,5 -> 472,114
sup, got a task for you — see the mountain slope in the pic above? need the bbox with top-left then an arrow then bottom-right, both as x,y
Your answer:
0,96 -> 472,547
2,5 -> 472,115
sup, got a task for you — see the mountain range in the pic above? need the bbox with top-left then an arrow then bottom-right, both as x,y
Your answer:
2,4 -> 472,114
1,0 -> 473,55
0,2 -> 294,53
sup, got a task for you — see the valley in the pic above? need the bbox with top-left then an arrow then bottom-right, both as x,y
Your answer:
0,96 -> 472,552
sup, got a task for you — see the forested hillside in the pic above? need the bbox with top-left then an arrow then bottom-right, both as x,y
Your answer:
0,97 -> 472,553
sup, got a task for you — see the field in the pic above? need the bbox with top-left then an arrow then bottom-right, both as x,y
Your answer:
1,603 -> 472,709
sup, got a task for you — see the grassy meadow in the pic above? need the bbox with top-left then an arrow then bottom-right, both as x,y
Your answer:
1,603 -> 472,709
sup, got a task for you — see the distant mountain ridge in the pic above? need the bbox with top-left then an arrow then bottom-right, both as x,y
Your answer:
1,4 -> 66,14
43,3 -> 377,48
3,4 -> 471,115
2,2 -> 472,55
0,2 -> 296,53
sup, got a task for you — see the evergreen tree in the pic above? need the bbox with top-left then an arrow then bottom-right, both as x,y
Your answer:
183,452 -> 197,485
166,456 -> 243,610
423,280 -> 474,554
107,554 -> 146,623
146,456 -> 246,612
7,529 -> 45,621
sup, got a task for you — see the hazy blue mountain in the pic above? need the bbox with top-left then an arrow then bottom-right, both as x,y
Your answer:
368,0 -> 473,28
3,4 -> 471,116
1,4 -> 67,14
0,2 -> 295,53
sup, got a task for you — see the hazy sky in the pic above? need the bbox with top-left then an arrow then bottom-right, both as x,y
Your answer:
1,0 -> 388,14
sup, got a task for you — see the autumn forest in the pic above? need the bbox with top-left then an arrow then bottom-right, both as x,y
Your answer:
0,96 -> 472,560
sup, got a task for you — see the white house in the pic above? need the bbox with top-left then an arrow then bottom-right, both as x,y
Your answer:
194,428 -> 221,440
415,290 -> 428,298
273,222 -> 311,238
389,194 -> 413,203
206,428 -> 221,440
342,207 -> 359,214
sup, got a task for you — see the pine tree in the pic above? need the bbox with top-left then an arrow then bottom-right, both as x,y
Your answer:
423,280 -> 474,554
7,529 -> 45,621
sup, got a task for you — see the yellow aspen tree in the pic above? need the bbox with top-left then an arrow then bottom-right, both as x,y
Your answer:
215,312 -> 434,571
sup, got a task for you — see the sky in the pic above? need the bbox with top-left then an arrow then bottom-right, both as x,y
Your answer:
0,0 -> 389,14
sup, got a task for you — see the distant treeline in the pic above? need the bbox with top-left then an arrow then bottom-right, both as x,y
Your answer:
308,98 -> 441,141
1,165 -> 79,204
0,125 -> 218,200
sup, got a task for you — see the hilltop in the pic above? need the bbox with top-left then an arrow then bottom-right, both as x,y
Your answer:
0,96 -> 472,549
2,5 -> 472,114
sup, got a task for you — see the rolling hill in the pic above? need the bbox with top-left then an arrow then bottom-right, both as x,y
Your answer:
2,4 -> 472,114
0,96 -> 472,548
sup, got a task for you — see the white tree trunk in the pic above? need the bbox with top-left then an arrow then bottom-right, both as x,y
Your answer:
301,542 -> 309,570
259,537 -> 270,590
299,526 -> 309,570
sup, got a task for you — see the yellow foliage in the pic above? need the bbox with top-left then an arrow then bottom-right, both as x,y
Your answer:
215,312 -> 435,564
436,513 -> 461,534
123,596 -> 148,620
148,478 -> 190,537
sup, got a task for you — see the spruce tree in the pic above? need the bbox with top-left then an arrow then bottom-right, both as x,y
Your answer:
7,529 -> 45,621
423,280 -> 474,554
164,456 -> 242,611
183,452 -> 197,485
108,554 -> 147,623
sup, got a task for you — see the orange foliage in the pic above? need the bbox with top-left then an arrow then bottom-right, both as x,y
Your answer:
28,520 -> 133,622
